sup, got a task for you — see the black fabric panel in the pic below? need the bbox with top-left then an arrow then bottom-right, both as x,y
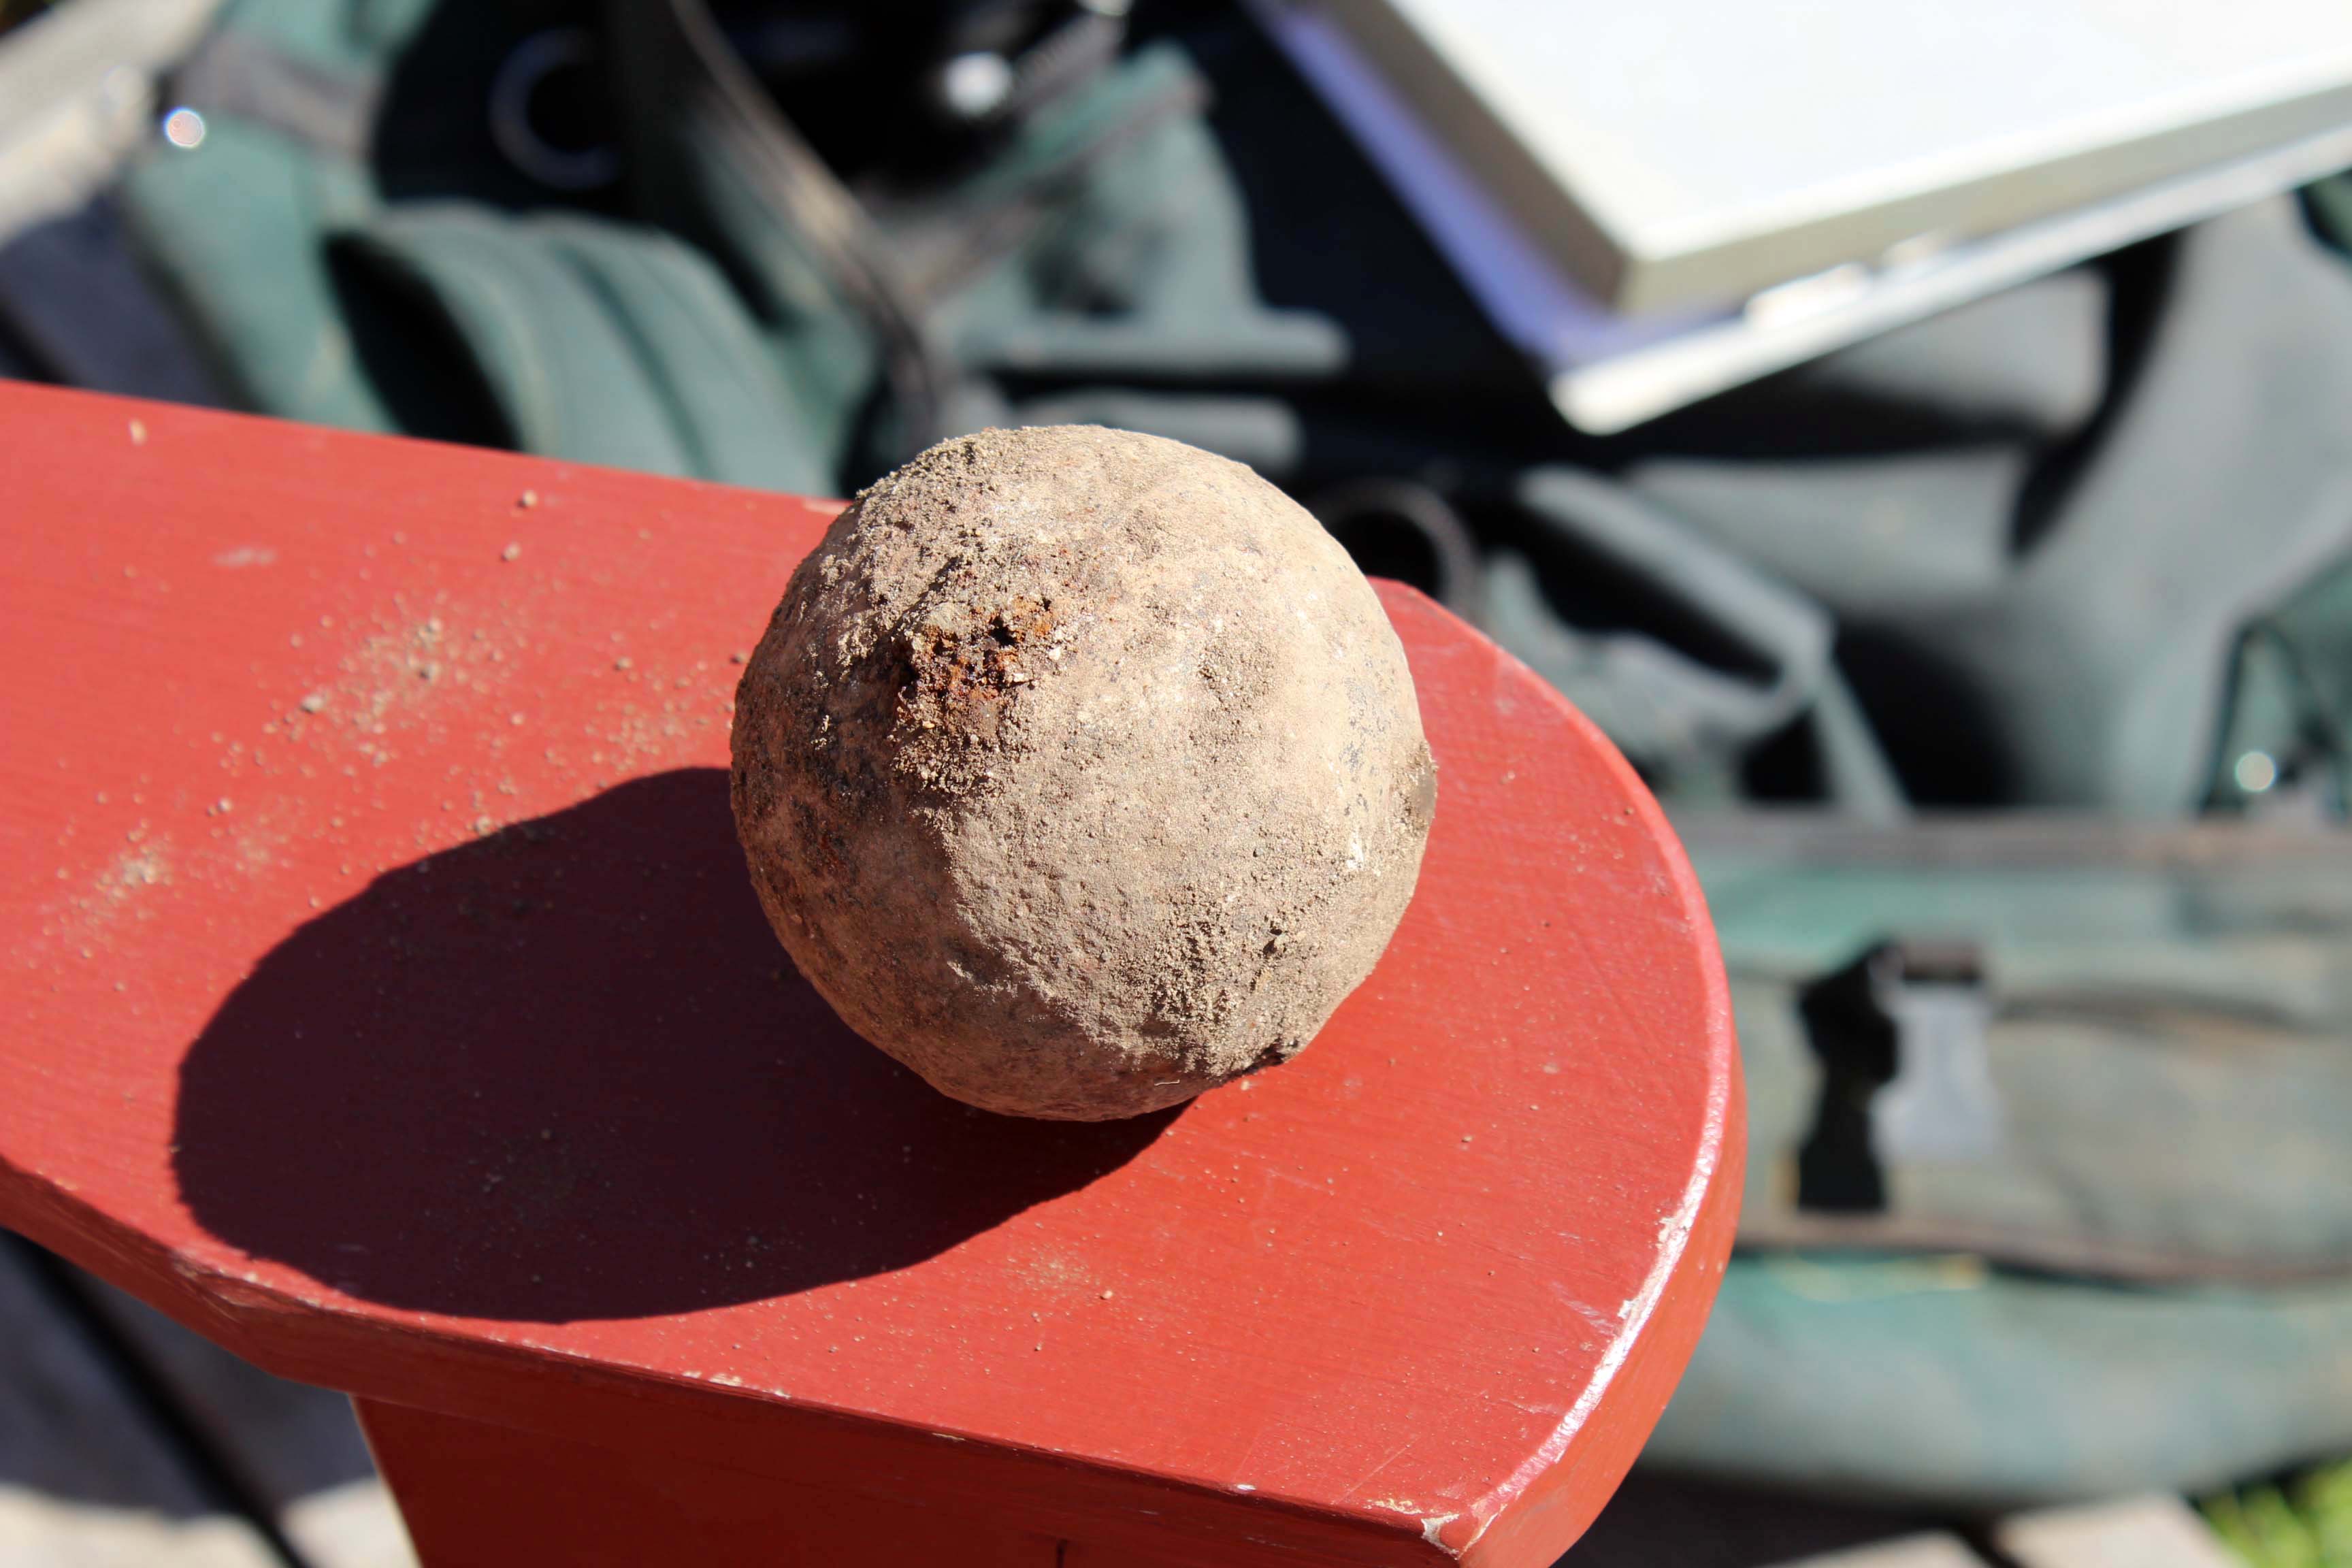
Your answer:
0,194 -> 230,406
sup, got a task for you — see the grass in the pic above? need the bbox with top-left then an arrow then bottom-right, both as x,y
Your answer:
2205,1459 -> 2352,1568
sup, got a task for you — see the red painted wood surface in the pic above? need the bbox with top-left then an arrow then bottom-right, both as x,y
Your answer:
0,384 -> 1742,1566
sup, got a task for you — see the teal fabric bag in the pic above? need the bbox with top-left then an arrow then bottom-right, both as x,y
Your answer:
1636,817 -> 2352,1503
120,0 -> 1343,493
1461,198 -> 2352,1503
1656,1253 -> 2352,1507
333,206 -> 827,487
118,0 -> 844,489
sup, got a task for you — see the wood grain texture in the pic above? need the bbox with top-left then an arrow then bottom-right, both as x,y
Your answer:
0,385 -> 1742,1565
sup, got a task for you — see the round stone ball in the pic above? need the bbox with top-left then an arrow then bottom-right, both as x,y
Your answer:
730,426 -> 1437,1120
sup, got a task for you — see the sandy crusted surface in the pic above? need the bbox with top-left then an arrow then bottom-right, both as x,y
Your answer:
732,427 -> 1435,1118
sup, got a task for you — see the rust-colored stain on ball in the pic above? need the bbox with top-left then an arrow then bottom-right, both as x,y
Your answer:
730,427 -> 1436,1119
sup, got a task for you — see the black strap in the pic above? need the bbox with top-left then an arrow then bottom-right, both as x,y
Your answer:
610,0 -> 949,456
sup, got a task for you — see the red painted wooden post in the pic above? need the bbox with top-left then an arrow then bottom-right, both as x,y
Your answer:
0,385 -> 1741,1565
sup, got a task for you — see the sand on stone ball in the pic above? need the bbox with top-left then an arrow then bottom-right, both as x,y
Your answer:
730,425 -> 1435,1120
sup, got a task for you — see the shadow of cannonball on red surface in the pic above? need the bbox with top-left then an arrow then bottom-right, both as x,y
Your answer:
170,768 -> 1175,1323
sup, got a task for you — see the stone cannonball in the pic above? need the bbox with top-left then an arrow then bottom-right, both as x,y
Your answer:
730,426 -> 1436,1119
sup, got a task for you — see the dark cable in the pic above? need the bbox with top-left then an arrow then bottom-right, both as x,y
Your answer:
654,0 -> 953,456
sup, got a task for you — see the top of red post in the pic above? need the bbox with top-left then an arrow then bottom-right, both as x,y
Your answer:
0,384 -> 1740,1567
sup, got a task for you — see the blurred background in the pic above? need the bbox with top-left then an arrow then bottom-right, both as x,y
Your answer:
5,0 -> 2352,1563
